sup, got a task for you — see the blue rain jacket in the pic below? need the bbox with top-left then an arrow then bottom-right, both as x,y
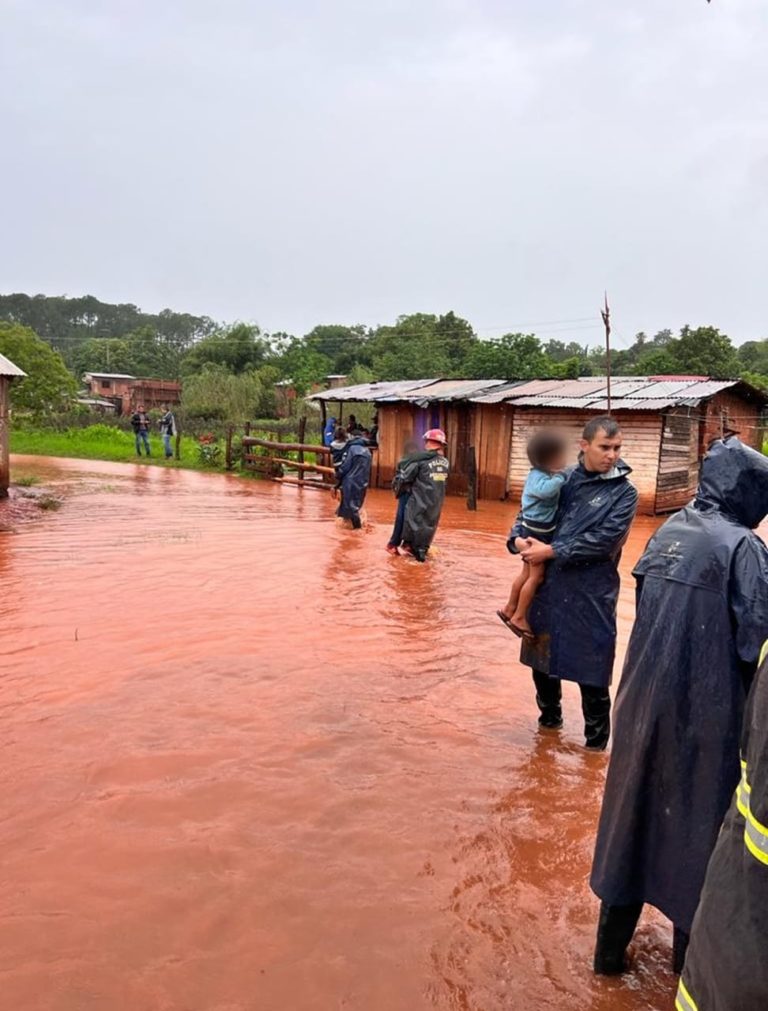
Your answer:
508,459 -> 638,688
336,437 -> 372,521
323,418 -> 337,447
591,438 -> 768,933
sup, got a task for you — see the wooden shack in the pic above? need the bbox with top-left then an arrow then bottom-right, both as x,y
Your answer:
0,352 -> 27,498
309,376 -> 767,515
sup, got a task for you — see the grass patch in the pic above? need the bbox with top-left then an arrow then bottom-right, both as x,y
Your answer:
10,424 -> 220,472
13,474 -> 40,487
36,494 -> 63,511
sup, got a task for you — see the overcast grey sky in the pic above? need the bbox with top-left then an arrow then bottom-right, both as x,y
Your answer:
2,0 -> 767,348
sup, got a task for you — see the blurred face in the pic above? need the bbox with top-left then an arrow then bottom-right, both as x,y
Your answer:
137,404 -> 145,412
581,428 -> 622,473
425,439 -> 444,451
546,448 -> 568,472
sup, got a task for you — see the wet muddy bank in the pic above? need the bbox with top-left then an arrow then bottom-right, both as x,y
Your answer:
2,455 -> 680,1010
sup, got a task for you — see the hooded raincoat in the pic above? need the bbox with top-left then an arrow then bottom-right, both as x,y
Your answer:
336,437 -> 372,522
591,438 -> 768,935
677,643 -> 768,1011
508,460 -> 638,688
399,450 -> 449,559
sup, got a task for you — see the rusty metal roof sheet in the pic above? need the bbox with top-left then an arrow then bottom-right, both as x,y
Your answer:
591,398 -> 679,411
308,379 -> 435,402
469,381 -> 530,404
310,376 -> 767,408
0,352 -> 26,378
399,379 -> 508,404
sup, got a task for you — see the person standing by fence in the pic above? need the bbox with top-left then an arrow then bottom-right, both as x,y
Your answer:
131,404 -> 151,457
159,405 -> 177,460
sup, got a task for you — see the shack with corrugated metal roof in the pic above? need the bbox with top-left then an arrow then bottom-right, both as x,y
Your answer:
309,376 -> 767,514
0,352 -> 27,497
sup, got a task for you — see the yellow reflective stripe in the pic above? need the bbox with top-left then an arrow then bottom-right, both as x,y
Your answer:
735,764 -> 768,865
676,977 -> 699,1011
760,639 -> 768,666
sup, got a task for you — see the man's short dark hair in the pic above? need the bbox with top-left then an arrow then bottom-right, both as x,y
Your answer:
527,430 -> 567,470
582,415 -> 621,442
333,426 -> 347,441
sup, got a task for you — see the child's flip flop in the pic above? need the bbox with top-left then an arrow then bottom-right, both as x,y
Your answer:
496,610 -> 520,636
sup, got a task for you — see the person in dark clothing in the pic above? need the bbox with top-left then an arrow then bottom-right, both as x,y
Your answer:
159,405 -> 176,459
131,404 -> 151,457
323,416 -> 337,447
399,429 -> 450,562
508,416 -> 638,750
677,639 -> 768,1011
329,426 -> 348,475
334,435 -> 372,530
368,413 -> 379,447
590,437 -> 768,978
386,438 -> 419,556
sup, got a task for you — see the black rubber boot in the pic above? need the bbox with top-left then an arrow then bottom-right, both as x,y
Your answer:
593,901 -> 643,975
672,925 -> 690,975
532,670 -> 563,729
581,684 -> 612,750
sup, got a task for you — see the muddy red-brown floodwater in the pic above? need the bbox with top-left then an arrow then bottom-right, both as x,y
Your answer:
1,456 -> 683,1011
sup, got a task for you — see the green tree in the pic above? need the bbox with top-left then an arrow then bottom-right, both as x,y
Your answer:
303,324 -> 370,375
181,364 -> 272,420
368,313 -> 454,380
673,325 -> 739,378
0,322 -> 77,414
0,293 -> 214,368
181,323 -> 269,376
737,340 -> 768,375
463,333 -> 553,379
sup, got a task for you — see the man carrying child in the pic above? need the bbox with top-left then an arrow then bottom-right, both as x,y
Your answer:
507,416 -> 638,750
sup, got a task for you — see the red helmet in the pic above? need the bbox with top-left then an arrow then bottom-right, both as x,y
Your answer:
424,428 -> 447,445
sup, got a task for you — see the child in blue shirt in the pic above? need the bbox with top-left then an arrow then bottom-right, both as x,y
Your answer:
498,430 -> 568,639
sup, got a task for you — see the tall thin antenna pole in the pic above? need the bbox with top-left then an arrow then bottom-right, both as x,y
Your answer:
601,292 -> 612,414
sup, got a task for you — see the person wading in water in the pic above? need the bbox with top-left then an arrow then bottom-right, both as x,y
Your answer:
507,416 -> 638,750
398,429 -> 450,562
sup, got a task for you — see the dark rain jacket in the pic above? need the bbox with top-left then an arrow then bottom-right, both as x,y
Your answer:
336,437 -> 372,520
508,460 -> 638,688
591,438 -> 768,934
400,450 -> 450,554
677,644 -> 768,1011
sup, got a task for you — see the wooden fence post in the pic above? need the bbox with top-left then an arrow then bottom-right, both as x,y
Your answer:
467,445 -> 478,511
225,426 -> 234,470
297,416 -> 307,485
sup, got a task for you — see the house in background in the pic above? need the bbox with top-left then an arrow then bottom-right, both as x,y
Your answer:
309,376 -> 767,515
82,373 -> 182,415
0,351 -> 27,497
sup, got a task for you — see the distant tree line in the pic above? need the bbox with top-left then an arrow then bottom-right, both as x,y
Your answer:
2,293 -> 768,420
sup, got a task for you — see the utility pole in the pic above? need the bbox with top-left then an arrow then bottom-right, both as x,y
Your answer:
601,292 -> 612,414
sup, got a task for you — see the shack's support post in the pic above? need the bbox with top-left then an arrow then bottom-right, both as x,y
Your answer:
467,445 -> 478,511
245,421 -> 251,437
0,379 -> 9,498
225,426 -> 234,470
601,292 -> 612,414
297,416 -> 307,486
175,430 -> 181,461
320,400 -> 327,434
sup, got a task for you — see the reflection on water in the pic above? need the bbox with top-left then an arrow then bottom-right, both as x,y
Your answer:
1,456 -> 676,1010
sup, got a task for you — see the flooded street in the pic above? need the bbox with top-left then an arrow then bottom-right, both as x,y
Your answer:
2,456 -> 677,1011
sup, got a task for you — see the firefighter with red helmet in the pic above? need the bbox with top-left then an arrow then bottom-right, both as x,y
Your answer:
397,429 -> 450,562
